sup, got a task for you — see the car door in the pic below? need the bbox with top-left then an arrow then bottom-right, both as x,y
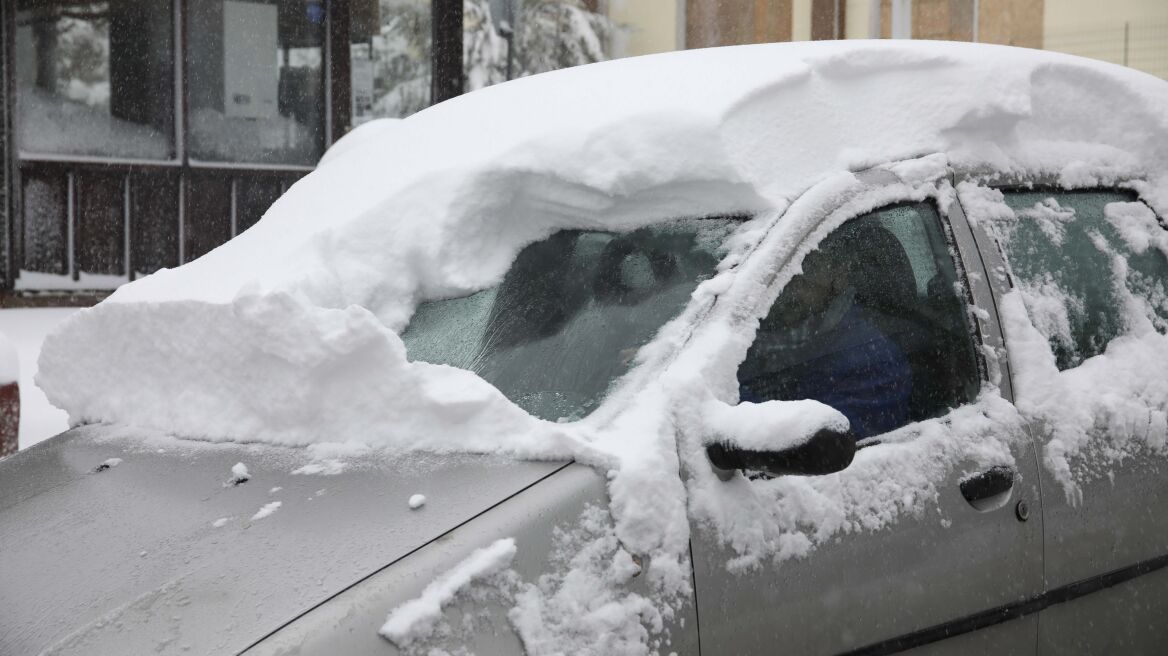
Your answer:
960,183 -> 1168,654
685,173 -> 1044,655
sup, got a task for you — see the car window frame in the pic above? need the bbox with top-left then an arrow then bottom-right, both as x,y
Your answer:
730,168 -> 1007,448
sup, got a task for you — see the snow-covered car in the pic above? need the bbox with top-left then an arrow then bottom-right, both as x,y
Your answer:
3,41 -> 1168,656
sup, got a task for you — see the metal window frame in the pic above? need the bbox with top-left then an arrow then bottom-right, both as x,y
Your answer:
7,0 -> 336,294
0,0 -> 12,291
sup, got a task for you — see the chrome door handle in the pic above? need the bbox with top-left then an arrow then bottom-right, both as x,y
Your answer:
960,465 -> 1015,504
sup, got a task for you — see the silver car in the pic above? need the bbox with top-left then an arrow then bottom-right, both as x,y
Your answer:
3,48 -> 1168,656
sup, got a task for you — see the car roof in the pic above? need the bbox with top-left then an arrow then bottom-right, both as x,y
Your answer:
0,427 -> 565,655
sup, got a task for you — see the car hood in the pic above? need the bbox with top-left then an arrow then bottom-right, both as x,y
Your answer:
0,427 -> 566,655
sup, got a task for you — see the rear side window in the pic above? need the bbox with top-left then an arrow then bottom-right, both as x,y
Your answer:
998,190 -> 1168,370
738,203 -> 980,440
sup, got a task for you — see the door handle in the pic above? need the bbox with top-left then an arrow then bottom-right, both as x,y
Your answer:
960,465 -> 1015,504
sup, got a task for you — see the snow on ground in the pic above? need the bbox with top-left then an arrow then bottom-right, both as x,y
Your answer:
0,308 -> 80,449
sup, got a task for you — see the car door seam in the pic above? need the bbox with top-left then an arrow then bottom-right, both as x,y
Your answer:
837,550 -> 1168,656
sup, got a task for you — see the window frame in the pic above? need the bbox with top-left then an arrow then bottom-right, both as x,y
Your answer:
740,195 -> 992,441
714,167 -> 1007,449
14,0 -> 334,171
14,0 -> 184,166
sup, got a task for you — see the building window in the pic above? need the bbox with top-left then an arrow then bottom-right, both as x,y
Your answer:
349,0 -> 432,122
14,0 -> 176,160
187,0 -> 326,165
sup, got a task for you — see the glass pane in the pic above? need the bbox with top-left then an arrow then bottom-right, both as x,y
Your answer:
20,170 -> 69,275
350,0 -> 431,121
188,0 -> 325,164
76,170 -> 125,275
999,190 -> 1168,370
130,170 -> 179,275
235,175 -> 282,233
738,203 -> 979,440
401,219 -> 736,421
15,0 -> 176,159
183,174 -> 232,261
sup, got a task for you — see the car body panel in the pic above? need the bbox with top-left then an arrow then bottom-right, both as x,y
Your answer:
243,463 -> 700,656
688,168 -> 1045,654
969,184 -> 1168,652
0,427 -> 565,655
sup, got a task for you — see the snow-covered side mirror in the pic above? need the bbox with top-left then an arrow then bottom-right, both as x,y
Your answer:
702,399 -> 854,478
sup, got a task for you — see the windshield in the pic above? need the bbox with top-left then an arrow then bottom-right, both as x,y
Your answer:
400,219 -> 736,421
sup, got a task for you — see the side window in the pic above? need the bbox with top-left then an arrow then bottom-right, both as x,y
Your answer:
737,203 -> 980,440
997,190 -> 1168,371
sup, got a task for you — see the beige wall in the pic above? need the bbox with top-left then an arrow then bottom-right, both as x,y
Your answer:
1044,0 -> 1168,34
1043,0 -> 1168,77
978,0 -> 1044,48
793,0 -> 813,40
684,0 -> 793,49
608,0 -> 684,57
844,0 -> 876,39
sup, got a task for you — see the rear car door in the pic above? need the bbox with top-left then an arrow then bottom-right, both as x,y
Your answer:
962,184 -> 1168,653
687,174 -> 1044,654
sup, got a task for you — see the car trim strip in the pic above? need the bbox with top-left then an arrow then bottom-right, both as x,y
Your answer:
840,551 -> 1168,655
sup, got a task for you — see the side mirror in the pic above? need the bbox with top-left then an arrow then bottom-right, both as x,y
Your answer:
707,426 -> 855,477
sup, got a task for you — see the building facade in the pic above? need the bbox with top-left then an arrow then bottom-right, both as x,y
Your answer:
0,0 -> 466,301
2,0 -> 1164,301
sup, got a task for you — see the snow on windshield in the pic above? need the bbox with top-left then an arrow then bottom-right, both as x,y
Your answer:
34,40 -> 1168,654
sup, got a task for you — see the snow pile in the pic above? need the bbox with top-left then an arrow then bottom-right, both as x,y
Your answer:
230,462 -> 250,484
379,537 -> 518,647
40,41 -> 1168,451
509,505 -> 675,656
701,398 -> 848,452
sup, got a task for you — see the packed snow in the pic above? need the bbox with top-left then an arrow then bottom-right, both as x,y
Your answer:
408,493 -> 427,509
250,501 -> 282,521
379,537 -> 518,647
509,505 -> 671,656
30,40 -> 1168,653
230,462 -> 250,485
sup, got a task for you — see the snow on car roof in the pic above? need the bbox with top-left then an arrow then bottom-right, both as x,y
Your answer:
40,41 -> 1168,453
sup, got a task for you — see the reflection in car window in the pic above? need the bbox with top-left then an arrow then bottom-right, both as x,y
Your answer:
999,190 -> 1168,371
737,203 -> 980,440
401,220 -> 736,421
